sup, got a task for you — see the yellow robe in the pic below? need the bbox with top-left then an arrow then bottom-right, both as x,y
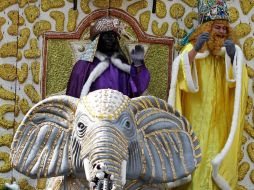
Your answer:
168,44 -> 248,190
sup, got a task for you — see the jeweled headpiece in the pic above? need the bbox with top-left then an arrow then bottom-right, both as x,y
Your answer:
83,89 -> 130,120
198,0 -> 229,24
90,17 -> 123,40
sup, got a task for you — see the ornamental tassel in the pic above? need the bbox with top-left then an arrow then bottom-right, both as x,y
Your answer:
73,0 -> 77,10
152,0 -> 157,13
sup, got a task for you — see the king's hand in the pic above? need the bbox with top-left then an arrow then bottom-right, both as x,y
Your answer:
131,45 -> 145,67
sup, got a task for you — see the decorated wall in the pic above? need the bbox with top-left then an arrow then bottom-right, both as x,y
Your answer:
0,0 -> 253,189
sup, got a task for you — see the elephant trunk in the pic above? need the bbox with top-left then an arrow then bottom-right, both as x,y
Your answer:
81,125 -> 128,190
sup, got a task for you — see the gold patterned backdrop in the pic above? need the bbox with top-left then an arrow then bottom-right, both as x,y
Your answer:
0,0 -> 254,189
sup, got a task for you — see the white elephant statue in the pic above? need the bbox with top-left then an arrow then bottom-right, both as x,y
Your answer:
11,89 -> 201,190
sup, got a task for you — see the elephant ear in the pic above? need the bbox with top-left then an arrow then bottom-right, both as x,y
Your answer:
11,95 -> 78,178
129,96 -> 201,184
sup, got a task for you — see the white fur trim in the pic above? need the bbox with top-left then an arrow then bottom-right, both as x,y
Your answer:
168,56 -> 180,106
111,56 -> 131,73
225,46 -> 236,83
211,45 -> 244,190
80,60 -> 109,97
167,175 -> 191,188
96,51 -> 130,73
195,51 -> 210,59
182,52 -> 199,92
195,47 -> 225,59
95,51 -> 107,61
4,182 -> 20,190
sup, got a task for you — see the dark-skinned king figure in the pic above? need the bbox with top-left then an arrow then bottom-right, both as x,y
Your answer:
66,17 -> 150,98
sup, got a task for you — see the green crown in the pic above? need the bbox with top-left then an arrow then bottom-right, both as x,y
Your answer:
198,0 -> 229,24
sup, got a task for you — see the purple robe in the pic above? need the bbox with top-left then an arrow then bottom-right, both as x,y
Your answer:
66,56 -> 150,98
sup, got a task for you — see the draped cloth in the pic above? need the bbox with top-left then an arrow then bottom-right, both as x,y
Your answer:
66,51 -> 150,98
168,44 -> 248,190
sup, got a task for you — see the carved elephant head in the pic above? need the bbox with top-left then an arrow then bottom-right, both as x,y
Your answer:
11,89 -> 201,190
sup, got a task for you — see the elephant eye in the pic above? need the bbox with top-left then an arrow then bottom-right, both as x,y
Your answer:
125,121 -> 130,128
77,122 -> 87,137
78,122 -> 86,129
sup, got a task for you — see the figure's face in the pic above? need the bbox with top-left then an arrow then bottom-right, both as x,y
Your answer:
206,21 -> 229,55
97,31 -> 119,54
211,23 -> 228,38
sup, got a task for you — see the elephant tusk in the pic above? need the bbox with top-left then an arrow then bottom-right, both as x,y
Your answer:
111,184 -> 116,190
83,158 -> 91,181
90,182 -> 96,189
121,160 -> 127,185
